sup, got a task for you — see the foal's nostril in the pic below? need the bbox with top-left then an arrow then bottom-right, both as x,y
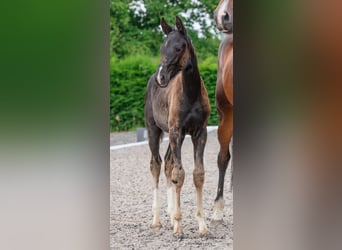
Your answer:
223,11 -> 230,21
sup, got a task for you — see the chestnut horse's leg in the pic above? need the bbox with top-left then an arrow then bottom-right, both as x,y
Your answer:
169,127 -> 185,235
164,144 -> 175,227
213,104 -> 233,221
147,126 -> 163,228
229,136 -> 233,192
192,128 -> 209,236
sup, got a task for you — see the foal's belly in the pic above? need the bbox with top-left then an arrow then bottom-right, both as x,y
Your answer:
153,102 -> 207,134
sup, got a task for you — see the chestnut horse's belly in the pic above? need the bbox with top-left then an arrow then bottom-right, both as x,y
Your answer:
217,37 -> 233,106
222,50 -> 233,105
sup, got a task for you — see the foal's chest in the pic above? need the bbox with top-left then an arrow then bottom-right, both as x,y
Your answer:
179,102 -> 208,128
152,75 -> 209,132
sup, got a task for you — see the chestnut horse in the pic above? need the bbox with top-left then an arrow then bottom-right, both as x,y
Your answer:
212,0 -> 233,221
144,16 -> 210,236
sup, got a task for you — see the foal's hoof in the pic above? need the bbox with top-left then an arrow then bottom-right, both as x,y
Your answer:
199,227 -> 209,237
173,232 -> 184,240
151,222 -> 162,229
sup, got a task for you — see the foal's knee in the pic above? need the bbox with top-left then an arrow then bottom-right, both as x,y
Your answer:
171,164 -> 185,187
193,167 -> 205,188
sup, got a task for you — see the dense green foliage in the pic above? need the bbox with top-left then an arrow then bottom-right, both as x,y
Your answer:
110,55 -> 158,131
110,0 -> 221,131
199,56 -> 219,125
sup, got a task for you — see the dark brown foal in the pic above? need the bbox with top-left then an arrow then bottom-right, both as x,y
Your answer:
145,16 -> 210,236
212,0 -> 233,221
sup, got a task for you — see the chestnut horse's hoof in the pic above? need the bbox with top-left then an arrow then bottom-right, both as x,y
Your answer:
210,218 -> 224,229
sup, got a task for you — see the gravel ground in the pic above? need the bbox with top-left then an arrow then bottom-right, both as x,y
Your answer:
110,131 -> 137,146
110,129 -> 233,249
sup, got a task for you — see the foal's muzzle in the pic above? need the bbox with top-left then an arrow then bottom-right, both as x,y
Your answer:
156,64 -> 169,88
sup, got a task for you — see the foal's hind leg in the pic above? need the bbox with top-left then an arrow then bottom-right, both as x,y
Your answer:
192,128 -> 209,236
147,127 -> 163,228
213,105 -> 233,221
164,144 -> 175,227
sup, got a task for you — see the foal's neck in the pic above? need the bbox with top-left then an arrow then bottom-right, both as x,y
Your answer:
182,50 -> 201,101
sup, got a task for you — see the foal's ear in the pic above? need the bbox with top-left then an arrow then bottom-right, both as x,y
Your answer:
175,16 -> 187,35
161,18 -> 173,35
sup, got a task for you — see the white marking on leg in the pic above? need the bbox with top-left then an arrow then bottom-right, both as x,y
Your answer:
198,218 -> 208,235
173,219 -> 182,234
196,210 -> 208,235
167,187 -> 175,226
212,197 -> 224,221
195,185 -> 208,235
152,188 -> 161,226
167,187 -> 174,214
172,185 -> 183,234
173,206 -> 183,234
157,65 -> 163,84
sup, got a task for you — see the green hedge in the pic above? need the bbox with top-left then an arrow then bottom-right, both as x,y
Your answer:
199,56 -> 219,126
110,54 -> 218,131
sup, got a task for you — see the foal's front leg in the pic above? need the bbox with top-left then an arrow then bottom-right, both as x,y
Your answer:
169,127 -> 185,235
192,128 -> 209,236
147,128 -> 162,228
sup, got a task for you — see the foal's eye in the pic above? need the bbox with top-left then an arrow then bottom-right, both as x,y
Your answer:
175,47 -> 182,52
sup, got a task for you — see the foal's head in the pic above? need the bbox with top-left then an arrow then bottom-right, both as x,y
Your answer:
214,0 -> 233,34
156,16 -> 194,88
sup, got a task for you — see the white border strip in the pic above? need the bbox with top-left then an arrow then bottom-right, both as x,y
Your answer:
110,126 -> 218,151
207,126 -> 218,133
